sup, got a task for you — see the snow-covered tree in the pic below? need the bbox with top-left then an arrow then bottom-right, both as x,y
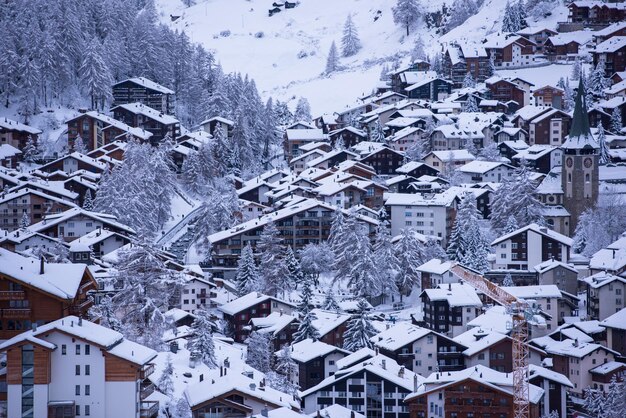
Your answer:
610,107 -> 622,133
487,53 -> 497,76
583,376 -> 626,418
504,215 -> 519,234
563,78 -> 574,111
478,143 -> 502,161
341,14 -> 362,57
588,60 -> 610,98
445,0 -> 481,33
293,275 -> 320,342
393,0 -> 423,36
73,134 -> 87,154
462,72 -> 476,88
370,121 -> 386,142
325,41 -> 340,74
79,38 -> 113,110
346,224 -> 381,299
597,122 -> 610,164
448,193 -> 491,273
105,240 -> 185,349
323,288 -> 341,311
20,211 -> 30,229
502,0 -> 522,32
257,220 -> 290,297
285,246 -> 305,289
395,228 -> 425,300
424,238 -> 448,261
172,398 -> 192,418
188,309 -> 217,368
503,273 -> 514,287
299,242 -> 334,284
293,97 -> 312,122
571,58 -> 582,81
245,331 -> 272,373
373,215 -> 399,298
342,299 -> 377,351
22,135 -> 37,163
411,36 -> 427,62
269,344 -> 299,396
334,134 -> 346,150
235,243 -> 260,296
405,137 -> 426,161
157,354 -> 175,397
82,189 -> 94,211
573,194 -> 626,256
463,95 -> 479,112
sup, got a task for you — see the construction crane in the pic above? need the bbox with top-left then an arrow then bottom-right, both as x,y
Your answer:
450,264 -> 532,418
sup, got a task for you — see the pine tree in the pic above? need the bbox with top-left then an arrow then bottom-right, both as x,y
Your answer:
563,78 -> 574,111
610,107 -> 622,133
503,273 -> 514,287
395,228 -> 425,300
571,58 -> 582,81
597,122 -> 610,164
478,143 -> 502,162
20,211 -> 30,229
487,53 -> 497,76
341,14 -> 362,57
257,220 -> 290,297
293,97 -> 312,122
445,0 -> 481,33
370,121 -> 386,142
588,60 -> 610,98
392,0 -> 423,36
342,299 -> 377,351
502,1 -> 521,32
299,243 -> 334,284
158,354 -> 175,396
323,288 -> 341,311
188,309 -> 217,368
424,238 -> 448,261
347,224 -> 381,299
74,134 -> 87,154
172,398 -> 192,418
22,135 -> 37,163
293,276 -> 320,342
285,246 -> 305,289
373,215 -> 399,298
82,189 -> 94,211
245,331 -> 272,373
269,344 -> 299,396
235,243 -> 260,296
325,41 -> 340,74
462,72 -> 476,88
448,193 -> 491,273
463,95 -> 479,112
79,38 -> 113,110
411,36 -> 426,62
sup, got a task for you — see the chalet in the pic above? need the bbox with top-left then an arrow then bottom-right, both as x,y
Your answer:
596,96 -> 626,130
530,366 -> 574,418
237,179 -> 275,205
0,228 -> 62,253
516,27 -> 557,53
112,77 -> 175,114
544,32 -> 593,61
66,228 -> 132,259
19,207 -> 134,243
604,78 -> 626,98
503,285 -> 576,330
0,144 -> 21,168
332,160 -> 378,180
389,60 -> 431,92
486,76 -> 527,107
111,102 -> 180,143
417,259 -> 457,290
218,293 -> 296,343
37,152 -> 108,175
66,111 -> 152,152
386,175 -> 418,193
593,36 -> 626,75
457,160 -> 515,183
421,283 -> 483,337
482,32 -> 537,69
300,354 -> 425,417
280,339 -> 349,391
185,370 -> 300,417
478,99 -> 509,113
442,43 -> 490,88
313,114 -> 340,134
588,236 -> 626,276
530,336 -> 617,394
371,322 -> 466,376
180,273 -> 217,314
367,91 -> 408,107
403,73 -> 452,101
328,126 -> 367,148
430,125 -> 484,151
512,144 -> 562,174
0,316 -> 158,418
207,199 -> 377,274
534,259 -> 579,296
423,150 -> 475,172
171,131 -> 213,170
310,309 -> 351,348
580,272 -> 626,321
0,188 -> 76,231
250,311 -> 298,351
333,102 -> 373,128
198,116 -> 234,138
567,1 -> 626,26
396,161 -> 439,179
0,118 -> 42,151
283,128 -> 328,161
405,365 -> 545,418
533,85 -> 565,109
239,199 -> 268,222
494,128 -> 528,143
526,108 -> 572,146
306,149 -> 358,171
386,127 -> 422,152
353,143 -> 405,175
593,22 -> 626,45
0,248 -> 96,339
600,308 -> 626,360
86,140 -> 126,161
491,224 -> 573,271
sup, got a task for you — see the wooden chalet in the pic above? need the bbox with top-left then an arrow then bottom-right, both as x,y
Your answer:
0,188 -> 76,231
111,102 -> 180,143
112,77 -> 175,114
533,85 -> 565,109
0,118 -> 42,152
593,36 -> 626,76
567,1 -> 626,26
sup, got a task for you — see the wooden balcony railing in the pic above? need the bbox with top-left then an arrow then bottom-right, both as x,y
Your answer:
2,309 -> 31,319
140,363 -> 155,380
0,291 -> 25,301
139,401 -> 159,418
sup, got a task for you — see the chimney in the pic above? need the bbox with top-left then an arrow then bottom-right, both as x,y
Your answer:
220,366 -> 223,377
78,318 -> 83,327
448,283 -> 452,291
40,256 -> 45,275
32,323 -> 37,332
398,366 -> 405,378
381,359 -> 386,370
413,374 -> 419,392
249,383 -> 256,391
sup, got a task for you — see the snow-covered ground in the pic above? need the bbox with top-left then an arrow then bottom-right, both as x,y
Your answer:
157,0 -> 568,115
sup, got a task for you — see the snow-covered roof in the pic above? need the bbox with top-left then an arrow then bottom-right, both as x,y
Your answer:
371,323 -> 434,351
604,79 -> 626,95
417,258 -> 454,275
0,248 -> 89,300
111,102 -> 179,125
581,271 -> 626,289
404,72 -> 450,91
426,149 -> 475,161
501,285 -> 562,299
458,160 -> 512,174
532,337 -> 617,358
536,168 -> 563,194
26,207 -> 135,235
491,223 -> 573,247
298,141 -> 330,152
590,361 -> 626,376
329,126 -> 367,137
310,309 -> 351,337
0,144 -> 21,159
515,105 -> 550,121
285,128 -> 327,141
335,347 -> 376,370
218,292 -> 295,316
601,308 -> 626,330
279,338 -> 349,363
534,259 -> 577,274
396,161 -> 432,175
0,316 -> 156,365
453,328 -> 509,356
306,149 -> 358,168
250,311 -> 296,336
467,306 -> 514,334
115,77 -> 174,94
308,404 -> 365,418
66,111 -> 152,141
516,26 -> 557,36
423,283 -> 482,307
547,31 -> 593,46
483,32 -> 534,49
0,117 -> 42,134
594,36 -> 626,53
433,124 -> 484,139
528,365 -> 573,387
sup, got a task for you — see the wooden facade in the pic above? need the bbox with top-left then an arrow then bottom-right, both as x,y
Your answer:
112,78 -> 174,114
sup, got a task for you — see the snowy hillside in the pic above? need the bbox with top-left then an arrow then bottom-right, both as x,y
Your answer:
156,0 -> 567,115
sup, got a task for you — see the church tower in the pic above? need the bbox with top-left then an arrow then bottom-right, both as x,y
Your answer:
561,78 -> 599,232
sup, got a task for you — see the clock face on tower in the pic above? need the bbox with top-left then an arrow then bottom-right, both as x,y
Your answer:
584,157 -> 593,168
566,157 -> 573,168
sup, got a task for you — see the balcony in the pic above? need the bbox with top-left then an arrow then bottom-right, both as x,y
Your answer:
140,382 -> 155,400
2,308 -> 31,319
140,363 -> 155,379
0,291 -> 25,301
139,401 -> 159,418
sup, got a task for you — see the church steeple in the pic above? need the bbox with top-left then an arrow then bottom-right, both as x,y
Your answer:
562,78 -> 598,150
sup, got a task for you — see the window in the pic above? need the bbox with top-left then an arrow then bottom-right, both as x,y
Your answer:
85,365 -> 90,376
85,405 -> 90,416
85,345 -> 90,355
76,365 -> 80,375
416,360 -> 422,366
427,335 -> 433,344
76,405 -> 80,416
62,345 -> 67,355
76,385 -> 80,395
85,385 -> 90,396
478,353 -> 485,360
76,345 -> 81,355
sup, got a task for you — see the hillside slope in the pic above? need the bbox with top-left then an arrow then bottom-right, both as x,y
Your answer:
156,0 -> 567,115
